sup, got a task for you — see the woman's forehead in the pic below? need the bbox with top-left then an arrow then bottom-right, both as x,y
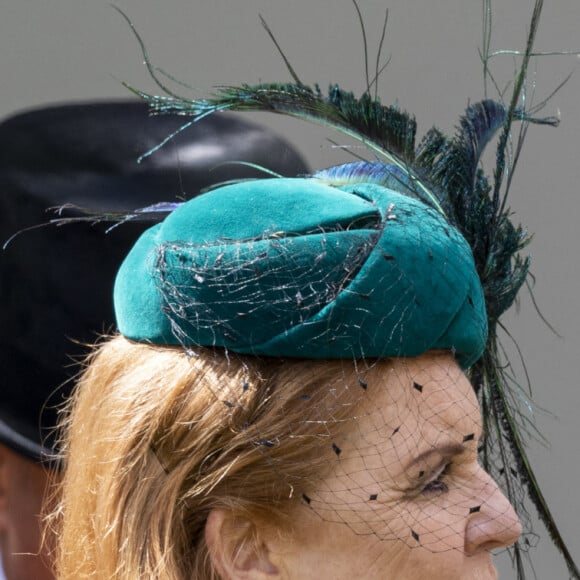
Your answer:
307,352 -> 484,540
353,352 -> 481,447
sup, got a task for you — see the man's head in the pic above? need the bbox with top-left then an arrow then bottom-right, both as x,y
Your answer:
0,100 -> 308,579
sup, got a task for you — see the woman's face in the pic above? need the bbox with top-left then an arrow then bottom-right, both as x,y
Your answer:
267,352 -> 521,579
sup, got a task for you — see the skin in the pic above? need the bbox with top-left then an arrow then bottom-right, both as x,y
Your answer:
0,444 -> 54,580
207,351 -> 522,579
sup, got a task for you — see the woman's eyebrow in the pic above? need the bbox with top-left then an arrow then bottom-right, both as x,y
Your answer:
405,443 -> 465,471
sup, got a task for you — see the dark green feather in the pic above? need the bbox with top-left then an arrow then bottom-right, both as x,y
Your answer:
117,0 -> 579,576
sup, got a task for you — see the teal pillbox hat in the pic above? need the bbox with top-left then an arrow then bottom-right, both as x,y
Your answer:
114,175 -> 487,367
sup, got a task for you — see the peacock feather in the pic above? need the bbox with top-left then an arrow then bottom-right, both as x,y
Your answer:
115,0 -> 578,577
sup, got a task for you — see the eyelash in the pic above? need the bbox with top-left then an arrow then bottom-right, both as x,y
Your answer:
421,463 -> 452,495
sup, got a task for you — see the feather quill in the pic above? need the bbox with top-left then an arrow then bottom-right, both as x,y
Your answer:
116,1 -> 578,577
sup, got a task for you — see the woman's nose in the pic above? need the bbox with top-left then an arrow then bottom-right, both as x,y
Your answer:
464,470 -> 522,554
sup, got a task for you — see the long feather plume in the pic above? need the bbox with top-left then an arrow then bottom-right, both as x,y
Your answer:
116,1 -> 578,577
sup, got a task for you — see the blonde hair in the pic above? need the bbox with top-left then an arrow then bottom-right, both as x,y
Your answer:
53,335 -> 369,579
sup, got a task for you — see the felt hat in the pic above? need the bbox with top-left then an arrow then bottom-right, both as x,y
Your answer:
114,168 -> 487,367
0,100 -> 309,463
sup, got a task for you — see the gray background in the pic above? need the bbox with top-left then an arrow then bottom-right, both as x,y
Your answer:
0,0 -> 578,577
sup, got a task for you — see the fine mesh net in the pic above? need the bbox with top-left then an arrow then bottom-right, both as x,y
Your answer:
153,347 -> 519,561
151,202 -> 485,364
155,231 -> 376,351
147,227 -> 512,560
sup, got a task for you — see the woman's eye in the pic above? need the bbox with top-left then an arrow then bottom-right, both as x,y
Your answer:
421,463 -> 452,495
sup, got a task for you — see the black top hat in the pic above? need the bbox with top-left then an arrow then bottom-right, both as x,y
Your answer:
0,100 -> 308,464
